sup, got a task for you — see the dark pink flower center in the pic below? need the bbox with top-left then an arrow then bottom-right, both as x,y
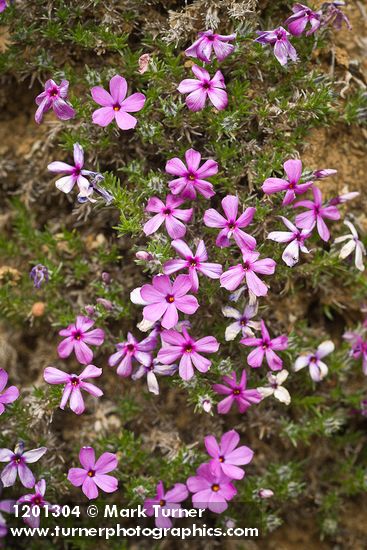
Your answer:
189,257 -> 198,267
185,345 -> 193,353
240,317 -> 248,327
233,388 -> 241,396
163,207 -> 172,215
87,470 -> 95,477
187,173 -> 196,181
71,376 -> 80,387
159,499 -> 166,506
13,455 -> 22,464
49,88 -> 59,98
310,355 -> 317,363
262,342 -> 269,350
113,104 -> 120,111
243,262 -> 250,271
228,221 -> 237,230
212,484 -> 220,492
73,330 -> 83,341
219,456 -> 225,463
166,295 -> 175,303
33,496 -> 43,505
126,343 -> 135,353
202,82 -> 211,90
288,182 -> 296,189
73,167 -> 81,176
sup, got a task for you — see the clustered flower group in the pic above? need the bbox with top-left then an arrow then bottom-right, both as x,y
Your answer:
1,1 -> 361,537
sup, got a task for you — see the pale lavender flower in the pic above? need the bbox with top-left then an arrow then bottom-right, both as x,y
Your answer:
43,365 -> 103,415
294,340 -> 334,381
185,30 -> 236,63
334,220 -> 365,271
132,359 -> 177,395
257,369 -> 291,405
285,4 -> 321,36
178,65 -> 227,112
267,216 -> 312,267
91,75 -> 145,130
0,442 -> 47,488
29,264 -> 49,289
258,488 -> 274,499
48,143 -> 94,200
35,79 -> 75,124
222,301 -> 260,341
255,27 -> 297,66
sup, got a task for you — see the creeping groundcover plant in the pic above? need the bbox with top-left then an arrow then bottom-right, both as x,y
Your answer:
0,0 -> 366,547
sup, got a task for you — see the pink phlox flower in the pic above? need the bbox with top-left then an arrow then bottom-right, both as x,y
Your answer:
204,195 -> 256,250
17,480 -> 55,528
138,53 -> 151,74
222,301 -> 260,341
294,186 -> 340,241
185,30 -> 236,63
285,4 -> 321,36
165,148 -> 218,200
262,160 -> 312,205
144,481 -> 188,528
343,331 -> 367,375
47,143 -> 96,201
312,168 -> 337,180
177,65 -> 227,112
0,368 -> 19,415
187,462 -> 237,513
108,332 -> 156,378
241,320 -> 288,371
0,442 -> 47,489
204,429 -> 254,480
293,340 -> 334,381
212,370 -> 262,414
140,274 -> 199,330
158,326 -> 219,381
57,316 -> 105,365
143,194 -> 193,239
267,216 -> 312,267
35,79 -> 75,124
321,1 -> 352,30
43,365 -> 103,415
132,358 -> 177,395
67,447 -> 118,500
163,239 -> 222,292
255,27 -> 297,66
91,75 -> 145,130
220,250 -> 276,297
0,0 -> 8,13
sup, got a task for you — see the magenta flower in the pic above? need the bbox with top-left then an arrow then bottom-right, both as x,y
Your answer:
143,195 -> 193,239
185,30 -> 236,63
68,447 -> 118,500
158,327 -> 219,381
255,27 -> 297,66
241,320 -> 288,371
294,186 -> 340,241
213,370 -> 262,414
132,359 -> 177,395
43,365 -> 103,415
91,75 -> 145,130
203,195 -> 256,250
220,250 -> 276,297
222,301 -> 260,341
0,369 -> 19,415
47,143 -> 95,200
0,0 -> 8,13
57,316 -> 105,365
321,1 -> 351,30
140,274 -> 199,330
177,65 -> 227,112
204,430 -> 253,480
165,148 -> 218,200
285,4 -> 321,36
17,480 -> 54,528
35,79 -> 75,124
0,442 -> 47,488
262,160 -> 312,206
294,340 -> 334,381
163,239 -> 222,292
187,462 -> 237,513
108,332 -> 156,378
267,216 -> 311,267
343,332 -> 367,375
144,481 -> 188,528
